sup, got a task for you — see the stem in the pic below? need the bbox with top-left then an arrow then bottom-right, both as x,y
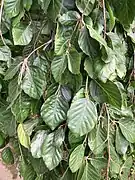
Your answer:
105,104 -> 111,180
85,76 -> 89,98
0,0 -> 6,46
102,0 -> 106,39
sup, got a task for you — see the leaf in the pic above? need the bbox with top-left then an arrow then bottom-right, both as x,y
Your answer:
69,144 -> 85,173
76,0 -> 95,16
47,0 -> 62,22
4,0 -> 22,18
108,0 -> 135,27
81,162 -> 100,180
68,98 -> 97,136
41,128 -> 64,170
90,157 -> 107,171
12,23 -> 33,45
17,123 -> 30,149
94,80 -> 122,109
78,26 -> 99,58
11,94 -> 31,123
0,106 -> 16,136
23,0 -> 32,11
22,66 -> 46,99
23,118 -> 39,136
68,131 -> 84,148
51,54 -> 67,82
38,0 -> 51,13
60,86 -> 72,102
84,57 -> 94,78
119,118 -> 135,143
41,94 -> 69,130
67,48 -> 81,74
4,58 -> 22,80
120,156 -> 133,180
88,124 -> 106,155
59,11 -> 80,25
0,46 -> 11,62
31,130 -> 48,158
115,127 -> 129,155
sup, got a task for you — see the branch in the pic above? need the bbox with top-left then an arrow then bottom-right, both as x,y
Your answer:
102,0 -> 106,39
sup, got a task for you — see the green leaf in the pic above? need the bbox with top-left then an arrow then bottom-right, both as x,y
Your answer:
78,26 -> 99,58
76,0 -> 95,16
68,131 -> 84,148
4,0 -> 22,18
81,162 -> 100,180
119,118 -> 135,143
23,0 -> 32,11
51,55 -> 67,82
11,94 -> 31,123
115,127 -> 129,155
31,130 -> 48,158
47,0 -> 62,22
68,98 -> 97,136
38,0 -> 51,13
4,58 -> 22,80
17,123 -> 30,148
59,11 -> 80,25
67,48 -> 81,74
23,118 -> 39,136
84,57 -> 94,78
22,67 -> 46,99
88,124 -> 106,155
41,94 -> 69,130
0,46 -> 11,62
69,144 -> 85,173
120,156 -> 133,180
108,0 -> 135,27
41,128 -> 64,170
12,23 -> 33,45
90,157 -> 107,171
94,80 -> 122,109
0,106 -> 16,136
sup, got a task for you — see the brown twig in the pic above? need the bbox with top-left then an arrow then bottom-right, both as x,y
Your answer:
102,0 -> 106,39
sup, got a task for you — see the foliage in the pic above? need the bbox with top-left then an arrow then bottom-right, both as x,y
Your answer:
0,0 -> 135,179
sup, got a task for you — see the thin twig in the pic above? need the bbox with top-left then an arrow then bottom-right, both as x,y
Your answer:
105,104 -> 111,180
0,0 -> 6,46
102,0 -> 106,39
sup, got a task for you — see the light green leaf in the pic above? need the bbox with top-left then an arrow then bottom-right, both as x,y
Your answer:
59,11 -> 80,25
90,157 -> 107,171
81,162 -> 100,180
23,118 -> 39,136
76,0 -> 95,16
115,127 -> 129,155
22,67 -> 46,99
31,130 -> 48,158
23,0 -> 32,11
78,26 -> 99,58
88,124 -> 106,155
84,57 -> 94,78
0,106 -> 16,136
119,118 -> 135,143
12,23 -> 33,45
68,98 -> 97,136
0,46 -> 11,62
41,94 -> 69,130
17,123 -> 30,148
67,48 -> 81,74
11,94 -> 31,123
4,0 -> 22,18
69,144 -> 85,173
120,156 -> 133,180
51,55 -> 67,82
41,128 -> 64,170
108,0 -> 135,27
